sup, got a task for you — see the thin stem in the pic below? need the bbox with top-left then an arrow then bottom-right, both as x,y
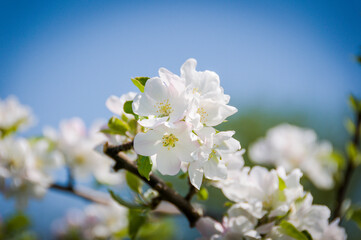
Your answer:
333,110 -> 361,220
185,179 -> 198,202
103,142 -> 202,227
105,141 -> 133,155
66,167 -> 74,190
50,183 -> 110,205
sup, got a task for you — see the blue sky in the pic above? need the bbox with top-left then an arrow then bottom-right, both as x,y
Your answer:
1,0 -> 361,238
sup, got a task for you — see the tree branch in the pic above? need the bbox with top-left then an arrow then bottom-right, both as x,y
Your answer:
50,183 -> 110,205
185,179 -> 198,202
333,110 -> 361,220
103,142 -> 202,227
105,141 -> 133,155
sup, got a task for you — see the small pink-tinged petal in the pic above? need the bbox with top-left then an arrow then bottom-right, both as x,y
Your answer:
188,161 -> 203,189
195,217 -> 224,238
180,58 -> 197,82
156,150 -> 181,175
203,159 -> 227,180
134,131 -> 162,156
203,101 -> 237,127
159,67 -> 185,92
143,77 -> 170,102
132,93 -> 157,116
106,95 -> 123,116
138,116 -> 168,128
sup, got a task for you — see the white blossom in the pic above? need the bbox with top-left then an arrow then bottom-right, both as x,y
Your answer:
106,91 -> 137,117
180,58 -> 230,103
0,137 -> 63,208
132,75 -> 188,128
134,122 -> 198,175
0,96 -> 34,137
201,166 -> 346,240
131,59 -> 239,188
249,124 -> 337,189
44,118 -> 122,184
189,127 -> 241,189
53,201 -> 128,239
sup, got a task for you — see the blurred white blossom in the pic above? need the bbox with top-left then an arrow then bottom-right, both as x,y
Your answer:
249,124 -> 337,189
44,118 -> 122,185
53,201 -> 128,240
199,165 -> 346,240
0,96 -> 34,137
0,137 -> 63,208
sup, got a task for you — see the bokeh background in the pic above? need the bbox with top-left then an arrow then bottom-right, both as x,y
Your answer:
1,0 -> 361,239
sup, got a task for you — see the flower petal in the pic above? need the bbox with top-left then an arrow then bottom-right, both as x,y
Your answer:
156,150 -> 181,175
189,161 -> 204,189
106,95 -> 123,115
133,131 -> 162,156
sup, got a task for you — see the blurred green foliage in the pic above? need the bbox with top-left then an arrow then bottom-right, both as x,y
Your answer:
0,213 -> 37,240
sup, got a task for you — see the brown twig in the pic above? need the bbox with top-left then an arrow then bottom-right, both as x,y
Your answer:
103,142 -> 202,227
333,110 -> 361,220
105,141 -> 133,155
50,183 -> 110,205
185,179 -> 198,202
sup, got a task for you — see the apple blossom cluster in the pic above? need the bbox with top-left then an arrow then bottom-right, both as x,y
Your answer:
128,59 -> 241,189
198,156 -> 347,240
0,97 -> 122,208
0,136 -> 63,208
0,96 -> 34,137
52,201 -> 128,240
249,124 -> 337,189
44,118 -> 123,185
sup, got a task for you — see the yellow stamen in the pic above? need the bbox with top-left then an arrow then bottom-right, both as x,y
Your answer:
154,99 -> 173,117
197,107 -> 208,123
162,134 -> 179,150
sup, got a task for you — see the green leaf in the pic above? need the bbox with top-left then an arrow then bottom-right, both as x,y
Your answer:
126,171 -> 143,194
108,116 -> 130,135
124,101 -> 134,115
4,213 -> 31,235
345,118 -> 356,135
109,190 -> 145,209
137,218 -> 175,240
178,172 -> 187,179
301,230 -> 313,240
278,176 -> 286,191
280,221 -> 310,240
224,201 -> 234,207
346,142 -> 358,162
330,151 -> 346,169
131,77 -> 150,92
138,155 -> 153,181
128,209 -> 147,240
349,95 -> 359,111
347,207 -> 361,229
100,128 -> 125,135
197,187 -> 209,201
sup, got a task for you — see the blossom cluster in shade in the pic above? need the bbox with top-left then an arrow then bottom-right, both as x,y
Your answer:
0,97 -> 122,208
121,58 -> 241,189
249,124 -> 337,189
52,201 -> 128,240
197,156 -> 346,240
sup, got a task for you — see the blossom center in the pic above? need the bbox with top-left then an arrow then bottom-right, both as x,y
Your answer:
208,149 -> 219,161
155,99 -> 173,117
75,155 -> 86,165
162,133 -> 179,150
197,107 -> 208,123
